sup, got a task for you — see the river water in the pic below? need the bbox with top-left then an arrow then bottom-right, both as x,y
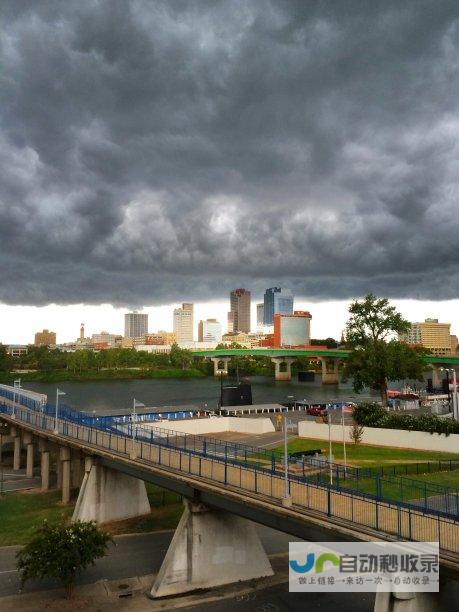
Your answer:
25,375 -> 375,416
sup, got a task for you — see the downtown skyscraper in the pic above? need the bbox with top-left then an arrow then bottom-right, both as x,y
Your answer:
228,288 -> 251,333
263,287 -> 293,326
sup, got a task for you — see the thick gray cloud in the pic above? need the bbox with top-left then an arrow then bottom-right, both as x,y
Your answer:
1,0 -> 459,307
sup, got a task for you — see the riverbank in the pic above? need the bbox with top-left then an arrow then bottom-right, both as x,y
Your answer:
0,368 -> 206,384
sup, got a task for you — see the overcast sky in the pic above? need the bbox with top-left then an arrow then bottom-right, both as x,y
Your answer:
1,1 -> 459,343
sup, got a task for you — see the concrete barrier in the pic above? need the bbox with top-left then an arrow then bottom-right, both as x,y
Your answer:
143,416 -> 275,436
298,420 -> 459,452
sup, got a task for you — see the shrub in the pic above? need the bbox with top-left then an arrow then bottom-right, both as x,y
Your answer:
350,423 -> 365,444
17,520 -> 113,598
353,402 -> 459,435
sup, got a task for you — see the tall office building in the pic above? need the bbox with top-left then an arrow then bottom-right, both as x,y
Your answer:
228,288 -> 251,333
402,318 -> 456,356
263,287 -> 294,326
198,319 -> 222,343
34,329 -> 56,346
173,303 -> 194,344
124,312 -> 148,338
256,303 -> 264,331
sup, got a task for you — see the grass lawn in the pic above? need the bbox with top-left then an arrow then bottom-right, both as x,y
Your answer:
324,469 -> 459,502
0,483 -> 183,547
276,437 -> 459,466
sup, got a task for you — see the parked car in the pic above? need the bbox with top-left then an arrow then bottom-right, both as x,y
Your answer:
306,405 -> 327,416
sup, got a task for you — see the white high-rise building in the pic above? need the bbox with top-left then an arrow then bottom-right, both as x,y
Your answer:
173,303 -> 194,344
198,319 -> 222,343
124,312 -> 148,338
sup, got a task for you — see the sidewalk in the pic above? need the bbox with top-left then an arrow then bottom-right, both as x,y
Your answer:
0,554 -> 288,611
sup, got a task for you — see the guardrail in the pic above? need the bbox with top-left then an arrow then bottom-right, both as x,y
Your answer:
1,400 -> 458,554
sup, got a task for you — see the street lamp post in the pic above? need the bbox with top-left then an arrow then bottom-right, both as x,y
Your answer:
131,398 -> 145,455
341,404 -> 347,473
54,388 -> 66,434
328,405 -> 333,485
284,413 -> 289,499
11,378 -> 21,419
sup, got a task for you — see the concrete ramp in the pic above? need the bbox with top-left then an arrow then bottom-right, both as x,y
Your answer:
72,459 -> 150,523
151,500 -> 273,598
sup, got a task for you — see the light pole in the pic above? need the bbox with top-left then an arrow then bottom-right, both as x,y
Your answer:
283,413 -> 291,505
328,405 -> 333,485
11,378 -> 21,419
131,398 -> 145,450
54,388 -> 66,434
341,404 -> 347,473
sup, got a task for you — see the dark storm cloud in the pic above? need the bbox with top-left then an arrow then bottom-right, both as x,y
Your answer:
1,0 -> 459,307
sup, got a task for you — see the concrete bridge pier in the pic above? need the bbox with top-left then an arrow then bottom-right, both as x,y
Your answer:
374,577 -> 459,612
72,458 -> 150,523
320,358 -> 340,385
23,432 -> 35,478
11,426 -> 21,471
39,438 -> 50,491
60,446 -> 71,504
271,357 -> 296,381
211,357 -> 230,377
151,500 -> 273,598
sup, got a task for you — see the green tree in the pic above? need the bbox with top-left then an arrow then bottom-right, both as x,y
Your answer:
17,520 -> 113,599
0,344 -> 12,372
343,294 -> 424,406
169,343 -> 193,369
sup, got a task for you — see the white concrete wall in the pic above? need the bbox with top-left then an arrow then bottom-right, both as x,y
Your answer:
143,417 -> 275,436
298,420 -> 459,453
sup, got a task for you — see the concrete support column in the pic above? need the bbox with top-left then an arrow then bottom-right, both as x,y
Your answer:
56,455 -> 62,488
72,459 -> 150,523
41,451 -> 50,491
60,446 -> 71,504
13,433 -> 21,471
23,432 -> 34,478
374,588 -> 447,612
38,438 -> 50,491
320,358 -> 340,385
271,357 -> 295,381
151,500 -> 273,598
210,357 -> 230,377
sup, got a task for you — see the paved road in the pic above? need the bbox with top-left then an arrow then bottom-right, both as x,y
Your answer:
0,468 -> 43,493
0,525 -> 377,610
0,525 -> 294,597
191,583 -> 375,612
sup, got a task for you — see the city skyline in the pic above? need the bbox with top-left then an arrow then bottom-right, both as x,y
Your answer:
3,297 -> 459,346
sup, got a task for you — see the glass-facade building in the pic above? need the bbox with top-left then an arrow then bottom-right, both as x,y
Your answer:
263,287 -> 293,326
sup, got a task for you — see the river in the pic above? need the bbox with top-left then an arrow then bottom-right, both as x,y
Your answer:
24,375 -> 376,416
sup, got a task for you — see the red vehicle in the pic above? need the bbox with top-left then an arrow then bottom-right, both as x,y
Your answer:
306,405 -> 327,417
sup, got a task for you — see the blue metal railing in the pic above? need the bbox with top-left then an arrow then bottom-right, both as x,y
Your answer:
1,399 -> 458,553
2,384 -> 459,523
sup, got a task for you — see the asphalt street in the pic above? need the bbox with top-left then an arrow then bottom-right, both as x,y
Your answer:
0,525 -> 294,597
190,583 -> 375,612
0,525 -> 377,611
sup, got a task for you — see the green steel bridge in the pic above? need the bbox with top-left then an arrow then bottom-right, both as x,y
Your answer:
192,348 -> 459,382
192,347 -> 459,364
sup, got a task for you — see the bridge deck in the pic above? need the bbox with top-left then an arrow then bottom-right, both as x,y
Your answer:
192,347 -> 459,365
1,402 -> 458,572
